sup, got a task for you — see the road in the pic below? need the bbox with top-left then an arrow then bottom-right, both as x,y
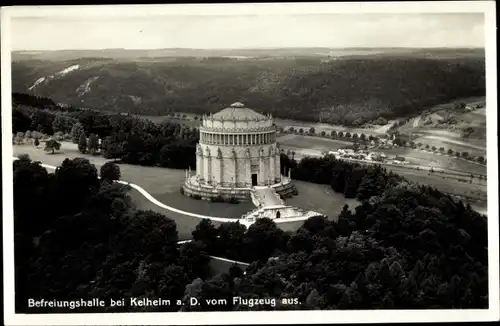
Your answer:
282,147 -> 487,204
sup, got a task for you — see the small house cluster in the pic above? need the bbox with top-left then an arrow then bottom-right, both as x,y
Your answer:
325,148 -> 388,162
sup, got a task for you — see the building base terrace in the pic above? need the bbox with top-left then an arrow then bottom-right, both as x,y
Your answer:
182,174 -> 296,202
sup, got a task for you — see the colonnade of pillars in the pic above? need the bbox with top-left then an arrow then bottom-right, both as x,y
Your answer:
200,132 -> 276,145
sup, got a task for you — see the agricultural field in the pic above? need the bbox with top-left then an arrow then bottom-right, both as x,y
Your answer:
277,133 -> 487,175
411,135 -> 485,157
380,147 -> 487,175
385,165 -> 487,202
277,134 -> 352,152
397,96 -> 486,150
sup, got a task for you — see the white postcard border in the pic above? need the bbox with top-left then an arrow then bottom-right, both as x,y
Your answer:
2,1 -> 498,325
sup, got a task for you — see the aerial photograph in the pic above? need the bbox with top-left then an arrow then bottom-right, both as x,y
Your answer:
6,5 -> 492,318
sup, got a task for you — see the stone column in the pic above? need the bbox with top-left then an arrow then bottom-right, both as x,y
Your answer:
196,151 -> 201,177
246,149 -> 252,187
269,153 -> 275,185
233,153 -> 238,186
259,152 -> 264,185
204,150 -> 212,185
274,149 -> 281,183
220,158 -> 224,186
199,154 -> 204,181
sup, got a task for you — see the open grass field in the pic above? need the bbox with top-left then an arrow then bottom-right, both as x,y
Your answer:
13,142 -> 188,193
151,191 -> 255,219
277,134 -> 351,152
285,180 -> 360,222
412,135 -> 485,157
126,187 -> 224,240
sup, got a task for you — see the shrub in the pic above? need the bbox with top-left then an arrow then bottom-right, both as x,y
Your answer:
210,195 -> 225,203
228,197 -> 240,204
18,154 -> 31,161
78,132 -> 87,153
44,139 -> 61,154
53,131 -> 64,141
70,122 -> 85,144
100,162 -> 121,182
373,117 -> 388,125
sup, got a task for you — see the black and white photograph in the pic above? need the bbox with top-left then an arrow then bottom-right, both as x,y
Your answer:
2,2 -> 498,325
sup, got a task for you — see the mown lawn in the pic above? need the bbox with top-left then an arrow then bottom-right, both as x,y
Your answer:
14,144 -> 311,240
151,190 -> 255,219
285,180 -> 360,222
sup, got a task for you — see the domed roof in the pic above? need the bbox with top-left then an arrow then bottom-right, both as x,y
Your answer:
211,102 -> 267,121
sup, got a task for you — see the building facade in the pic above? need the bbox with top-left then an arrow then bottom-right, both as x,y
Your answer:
196,102 -> 281,188
182,102 -> 295,202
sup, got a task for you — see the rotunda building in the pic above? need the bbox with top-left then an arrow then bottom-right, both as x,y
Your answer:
183,102 -> 294,201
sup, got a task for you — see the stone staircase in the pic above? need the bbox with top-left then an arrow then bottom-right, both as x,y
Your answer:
253,186 -> 283,207
240,186 -> 321,228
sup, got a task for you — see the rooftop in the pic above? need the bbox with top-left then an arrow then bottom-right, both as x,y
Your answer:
210,102 -> 268,121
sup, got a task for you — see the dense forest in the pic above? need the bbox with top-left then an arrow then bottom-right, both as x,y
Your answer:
14,153 -> 488,312
12,54 -> 485,125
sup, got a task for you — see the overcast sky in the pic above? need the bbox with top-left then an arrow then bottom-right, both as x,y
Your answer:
11,13 -> 484,50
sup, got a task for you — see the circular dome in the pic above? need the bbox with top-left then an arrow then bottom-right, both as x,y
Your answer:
211,102 -> 267,121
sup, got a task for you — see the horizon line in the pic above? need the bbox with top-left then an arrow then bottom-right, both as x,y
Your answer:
12,46 -> 486,52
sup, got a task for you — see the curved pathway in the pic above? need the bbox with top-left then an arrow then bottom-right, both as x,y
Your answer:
12,157 -> 239,223
12,157 -> 316,227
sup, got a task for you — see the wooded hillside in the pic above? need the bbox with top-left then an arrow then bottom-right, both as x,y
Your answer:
12,52 -> 485,125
